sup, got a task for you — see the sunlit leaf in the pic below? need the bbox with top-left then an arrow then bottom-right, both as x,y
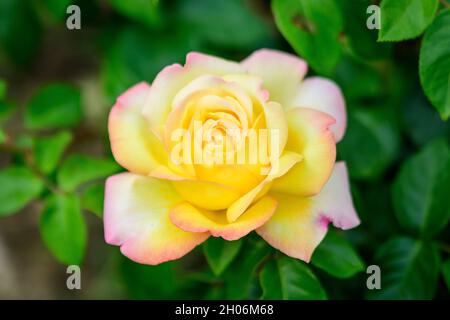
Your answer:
379,0 -> 439,42
40,193 -> 87,265
81,182 -> 105,218
272,0 -> 343,75
108,0 -> 161,28
25,83 -> 82,130
0,166 -> 44,216
57,154 -> 119,192
419,9 -> 450,120
33,131 -> 72,174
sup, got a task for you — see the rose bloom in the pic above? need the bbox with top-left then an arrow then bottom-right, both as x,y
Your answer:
104,49 -> 360,265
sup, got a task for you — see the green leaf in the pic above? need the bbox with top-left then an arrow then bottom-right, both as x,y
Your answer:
353,182 -> 400,243
0,166 -> 44,216
14,133 -> 34,149
393,139 -> 450,237
42,0 -> 72,19
0,78 -> 6,100
40,194 -> 86,265
272,0 -> 343,75
370,237 -> 440,299
0,0 -> 42,65
176,0 -> 272,50
25,83 -> 82,130
338,0 -> 391,60
334,55 -> 383,101
401,90 -> 450,147
57,154 -> 119,192
378,0 -> 439,42
33,131 -> 72,174
203,237 -> 242,276
101,27 -> 190,104
419,9 -> 450,120
311,230 -> 365,278
338,107 -> 400,179
81,182 -> 104,218
0,128 -> 6,144
0,101 -> 15,122
120,256 -> 191,299
260,257 -> 327,300
108,0 -> 161,28
223,239 -> 271,299
442,259 -> 450,292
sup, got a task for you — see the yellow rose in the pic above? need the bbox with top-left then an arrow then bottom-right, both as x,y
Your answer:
104,49 -> 360,265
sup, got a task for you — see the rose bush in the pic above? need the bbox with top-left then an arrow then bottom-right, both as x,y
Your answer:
104,49 -> 360,265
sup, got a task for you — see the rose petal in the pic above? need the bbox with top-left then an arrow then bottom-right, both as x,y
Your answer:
170,196 -> 277,241
172,179 -> 242,211
104,173 -> 209,265
109,82 -> 167,175
242,49 -> 308,107
142,53 -> 243,128
271,107 -> 336,196
149,164 -> 250,210
261,101 -> 288,160
313,162 -> 360,229
291,77 -> 346,142
257,162 -> 360,262
226,151 -> 303,222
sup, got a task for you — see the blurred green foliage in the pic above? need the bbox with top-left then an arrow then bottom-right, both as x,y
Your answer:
0,0 -> 449,300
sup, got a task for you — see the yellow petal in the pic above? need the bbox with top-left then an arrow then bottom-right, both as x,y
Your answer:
262,101 -> 288,160
170,196 -> 277,240
172,179 -> 242,211
226,151 -> 303,222
142,53 -> 243,128
256,192 -> 326,262
271,107 -> 336,196
195,164 -> 263,194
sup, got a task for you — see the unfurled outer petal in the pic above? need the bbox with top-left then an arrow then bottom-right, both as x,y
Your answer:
271,107 -> 336,196
170,196 -> 277,241
291,77 -> 346,142
104,173 -> 209,265
142,53 -> 243,128
242,49 -> 308,107
109,82 -> 167,175
257,162 -> 360,262
313,162 -> 360,229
